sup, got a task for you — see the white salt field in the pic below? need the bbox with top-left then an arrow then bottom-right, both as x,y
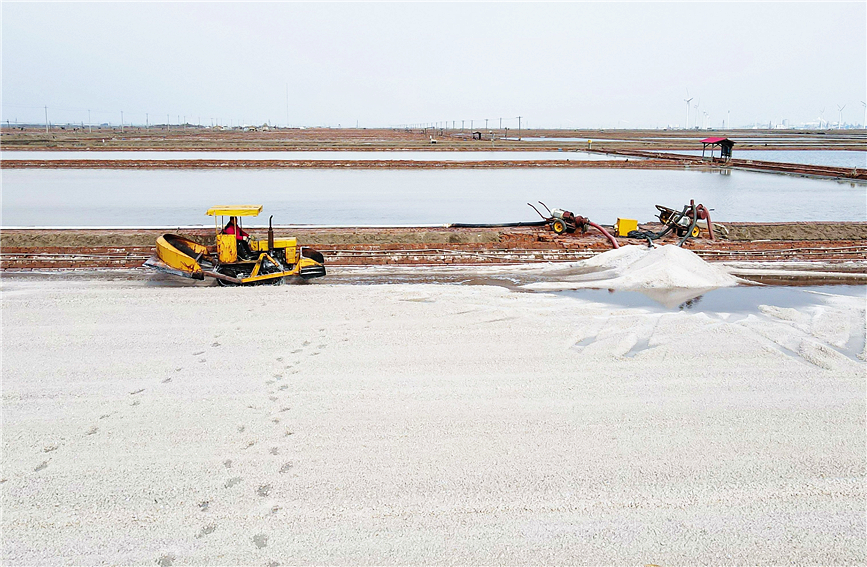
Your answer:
3,251 -> 864,564
659,149 -> 866,169
0,150 -> 623,162
2,167 -> 864,227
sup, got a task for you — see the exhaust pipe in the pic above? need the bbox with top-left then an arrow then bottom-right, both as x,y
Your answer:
268,215 -> 274,252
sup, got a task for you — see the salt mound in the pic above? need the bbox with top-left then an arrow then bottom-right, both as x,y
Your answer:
525,244 -> 740,291
581,245 -> 649,271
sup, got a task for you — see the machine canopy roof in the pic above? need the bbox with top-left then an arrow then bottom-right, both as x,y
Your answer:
206,205 -> 263,217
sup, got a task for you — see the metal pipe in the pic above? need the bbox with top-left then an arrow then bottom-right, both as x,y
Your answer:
587,221 -> 620,249
697,204 -> 715,241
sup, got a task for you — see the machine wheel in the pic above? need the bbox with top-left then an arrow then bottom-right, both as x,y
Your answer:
551,219 -> 567,234
213,266 -> 247,287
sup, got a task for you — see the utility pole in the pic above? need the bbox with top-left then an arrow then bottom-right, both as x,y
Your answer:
167,114 -> 170,131
88,110 -> 92,133
485,118 -> 488,130
44,105 -> 49,133
121,111 -> 124,133
518,116 -> 522,140
146,113 -> 149,130
499,117 -> 502,130
461,120 -> 464,131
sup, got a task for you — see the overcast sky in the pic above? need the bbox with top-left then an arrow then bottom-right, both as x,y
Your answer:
2,2 -> 865,129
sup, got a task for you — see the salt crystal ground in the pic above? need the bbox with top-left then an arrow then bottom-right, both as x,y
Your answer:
1,266 -> 864,564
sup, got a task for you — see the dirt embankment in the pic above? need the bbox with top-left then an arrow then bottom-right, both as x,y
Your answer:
719,222 -> 867,241
5,223 -> 866,249
2,224 -> 866,271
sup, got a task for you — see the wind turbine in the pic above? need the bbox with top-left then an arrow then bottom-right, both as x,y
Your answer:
693,99 -> 700,129
836,104 -> 846,129
819,107 -> 825,129
684,89 -> 693,130
861,101 -> 866,128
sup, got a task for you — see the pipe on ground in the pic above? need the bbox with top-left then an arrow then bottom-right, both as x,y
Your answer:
587,221 -> 620,249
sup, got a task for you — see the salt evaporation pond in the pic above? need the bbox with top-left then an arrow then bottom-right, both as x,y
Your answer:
2,167 -> 864,227
657,150 -> 866,169
0,150 -> 623,162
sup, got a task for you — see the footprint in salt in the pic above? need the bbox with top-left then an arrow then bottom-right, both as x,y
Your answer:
252,534 -> 269,549
196,524 -> 217,538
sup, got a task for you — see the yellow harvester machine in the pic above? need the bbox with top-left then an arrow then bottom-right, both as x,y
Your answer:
144,205 -> 326,286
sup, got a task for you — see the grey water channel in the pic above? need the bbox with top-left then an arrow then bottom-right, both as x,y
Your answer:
2,167 -> 865,227
0,150 -> 622,162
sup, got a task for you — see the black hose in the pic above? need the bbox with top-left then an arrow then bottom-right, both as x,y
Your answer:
626,203 -> 690,242
677,202 -> 698,247
449,221 -> 548,228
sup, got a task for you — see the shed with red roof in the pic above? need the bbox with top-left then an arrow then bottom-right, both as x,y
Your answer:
700,137 -> 734,160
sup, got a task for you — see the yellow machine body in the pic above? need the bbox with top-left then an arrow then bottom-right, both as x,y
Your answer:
155,235 -> 208,278
615,218 -> 638,237
147,205 -> 325,285
216,233 -> 239,263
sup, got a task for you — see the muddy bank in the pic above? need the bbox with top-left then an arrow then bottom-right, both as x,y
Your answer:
0,158 -> 674,170
4,223 -> 866,248
2,223 -> 865,270
719,222 -> 867,241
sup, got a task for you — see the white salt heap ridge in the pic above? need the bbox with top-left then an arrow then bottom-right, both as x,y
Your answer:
523,244 -> 741,291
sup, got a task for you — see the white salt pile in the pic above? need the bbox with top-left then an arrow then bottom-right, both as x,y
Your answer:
524,244 -> 740,291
